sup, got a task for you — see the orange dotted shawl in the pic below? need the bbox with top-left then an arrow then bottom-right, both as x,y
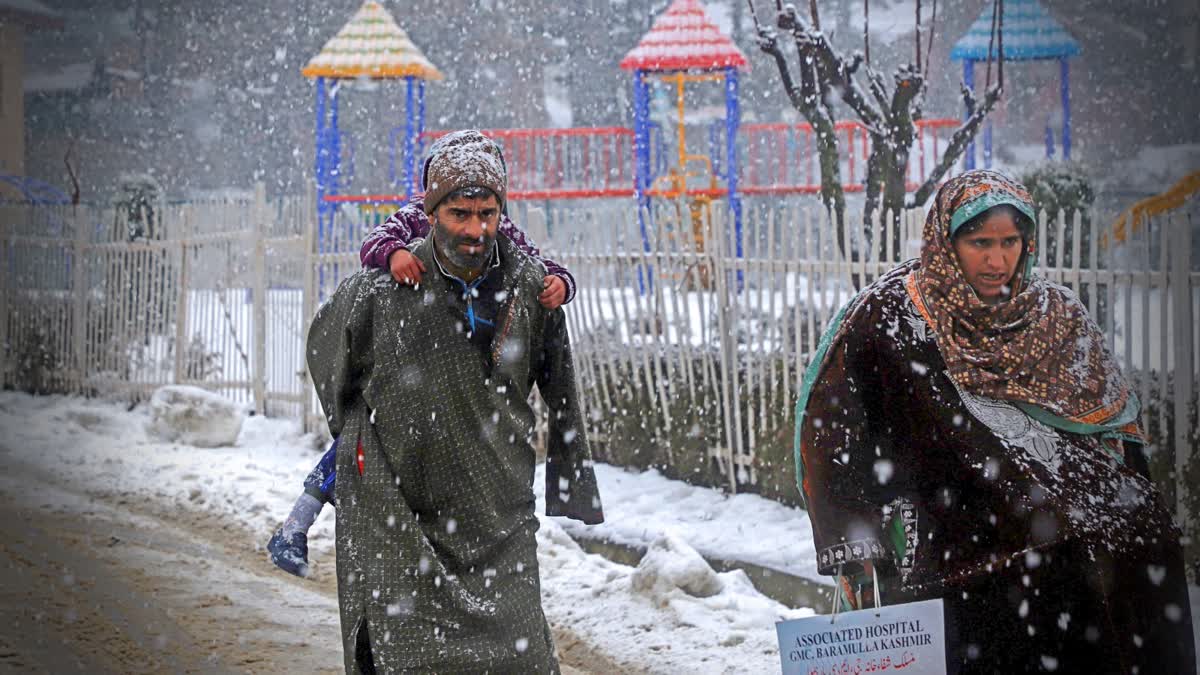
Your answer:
906,170 -> 1140,434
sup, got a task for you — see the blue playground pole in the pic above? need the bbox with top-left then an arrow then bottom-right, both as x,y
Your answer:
404,76 -> 416,200
963,60 -> 975,170
725,67 -> 743,272
633,71 -> 652,228
315,76 -> 327,205
632,69 -> 653,294
1060,58 -> 1071,160
417,80 -> 427,189
315,77 -> 331,294
326,83 -> 344,288
315,77 -> 332,256
329,84 -> 342,196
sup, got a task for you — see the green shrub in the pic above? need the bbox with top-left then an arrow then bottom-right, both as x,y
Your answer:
1020,161 -> 1096,265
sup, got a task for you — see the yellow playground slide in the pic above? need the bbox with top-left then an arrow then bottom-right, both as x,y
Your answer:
1107,170 -> 1200,246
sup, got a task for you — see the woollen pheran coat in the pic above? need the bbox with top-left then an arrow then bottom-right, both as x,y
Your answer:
308,234 -> 603,673
796,265 -> 1195,673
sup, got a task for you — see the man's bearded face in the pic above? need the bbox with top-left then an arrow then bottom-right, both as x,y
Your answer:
432,191 -> 501,272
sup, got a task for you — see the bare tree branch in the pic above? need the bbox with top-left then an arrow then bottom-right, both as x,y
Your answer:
862,143 -> 886,233
749,0 -> 1001,255
864,0 -> 870,65
867,67 -> 891,114
790,19 -> 886,131
998,0 -> 1005,88
890,66 -> 924,117
907,84 -> 1004,208
752,23 -> 806,112
925,0 -> 938,80
985,0 -> 999,90
64,139 -> 81,206
960,80 -> 978,116
751,0 -> 846,218
915,0 -> 923,72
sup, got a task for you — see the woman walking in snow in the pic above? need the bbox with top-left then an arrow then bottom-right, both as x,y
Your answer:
795,170 -> 1195,672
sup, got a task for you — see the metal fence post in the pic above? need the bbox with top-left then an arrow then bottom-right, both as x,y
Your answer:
253,182 -> 268,414
173,226 -> 190,385
1170,210 -> 1194,540
710,206 -> 739,494
301,187 -> 318,433
70,207 -> 88,392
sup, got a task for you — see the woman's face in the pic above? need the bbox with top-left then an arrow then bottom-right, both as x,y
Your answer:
952,210 -> 1024,305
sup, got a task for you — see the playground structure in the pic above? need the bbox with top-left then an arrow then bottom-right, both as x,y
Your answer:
951,0 -> 1081,168
618,0 -> 747,258
303,0 -> 965,254
1107,171 -> 1200,247
301,1 -> 442,250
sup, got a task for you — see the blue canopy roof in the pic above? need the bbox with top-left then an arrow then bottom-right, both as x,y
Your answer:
951,0 -> 1080,61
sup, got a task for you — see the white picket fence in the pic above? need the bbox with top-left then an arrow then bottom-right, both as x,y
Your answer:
539,197 -> 1197,539
0,185 -> 315,417
1,192 -> 1195,523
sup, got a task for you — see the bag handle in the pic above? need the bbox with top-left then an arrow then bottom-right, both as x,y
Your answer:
831,562 -> 883,623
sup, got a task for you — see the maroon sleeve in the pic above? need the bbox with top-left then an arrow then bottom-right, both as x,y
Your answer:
497,214 -> 577,304
359,199 -> 433,269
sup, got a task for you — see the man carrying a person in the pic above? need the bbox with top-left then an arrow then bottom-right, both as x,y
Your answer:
306,130 -> 603,673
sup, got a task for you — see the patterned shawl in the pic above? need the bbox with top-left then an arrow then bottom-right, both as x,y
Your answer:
906,170 -> 1139,433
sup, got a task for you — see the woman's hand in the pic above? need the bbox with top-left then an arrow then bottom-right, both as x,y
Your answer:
389,248 -> 426,286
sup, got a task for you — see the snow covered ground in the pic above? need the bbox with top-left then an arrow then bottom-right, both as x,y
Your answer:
0,391 -> 813,673
1,389 -> 1196,672
539,463 -> 827,586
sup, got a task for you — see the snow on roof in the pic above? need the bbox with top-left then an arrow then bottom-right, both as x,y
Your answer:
950,0 -> 1080,62
619,0 -> 748,73
301,0 -> 443,81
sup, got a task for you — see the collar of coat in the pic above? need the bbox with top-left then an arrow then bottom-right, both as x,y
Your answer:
411,233 -> 540,372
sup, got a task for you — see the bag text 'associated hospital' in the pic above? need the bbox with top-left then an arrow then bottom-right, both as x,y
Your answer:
792,620 -> 933,658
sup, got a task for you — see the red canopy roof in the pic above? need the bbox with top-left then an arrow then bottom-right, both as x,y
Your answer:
619,0 -> 749,72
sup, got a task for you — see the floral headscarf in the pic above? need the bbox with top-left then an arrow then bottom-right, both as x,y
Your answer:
906,170 -> 1140,435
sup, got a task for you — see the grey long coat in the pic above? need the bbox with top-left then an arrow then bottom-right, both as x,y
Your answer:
308,234 -> 603,673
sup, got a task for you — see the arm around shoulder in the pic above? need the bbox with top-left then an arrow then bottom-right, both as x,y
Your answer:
359,203 -> 430,270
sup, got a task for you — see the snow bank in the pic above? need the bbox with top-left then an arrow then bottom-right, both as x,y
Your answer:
145,385 -> 246,447
536,518 -> 814,673
536,462 -> 828,585
632,533 -> 725,600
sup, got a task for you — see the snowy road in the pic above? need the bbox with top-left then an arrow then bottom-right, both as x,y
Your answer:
0,392 -> 808,673
0,461 -> 341,673
0,396 -> 617,674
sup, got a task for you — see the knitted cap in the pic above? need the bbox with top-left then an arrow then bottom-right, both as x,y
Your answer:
422,130 -> 507,215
